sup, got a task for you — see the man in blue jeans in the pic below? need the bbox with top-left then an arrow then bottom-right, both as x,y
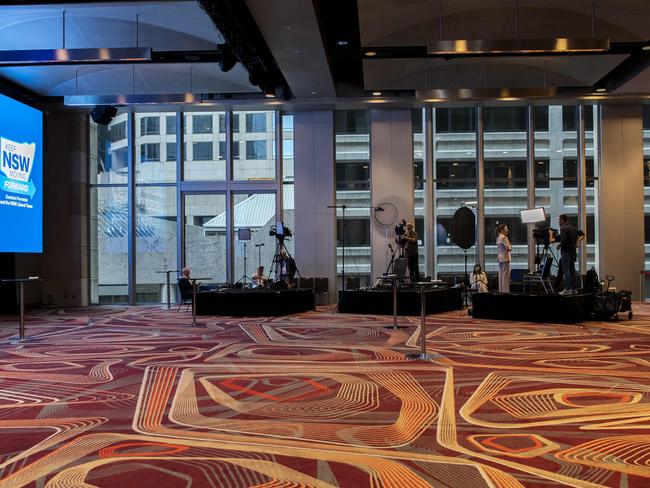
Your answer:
551,214 -> 578,295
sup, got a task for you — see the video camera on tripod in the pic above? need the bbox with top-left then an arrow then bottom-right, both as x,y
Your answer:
532,226 -> 559,247
394,219 -> 407,246
269,222 -> 292,240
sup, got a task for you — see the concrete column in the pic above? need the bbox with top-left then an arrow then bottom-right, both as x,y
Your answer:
370,110 -> 413,279
15,111 -> 90,307
599,105 -> 644,298
294,111 -> 336,302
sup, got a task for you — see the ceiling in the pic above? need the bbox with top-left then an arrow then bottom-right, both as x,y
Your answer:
2,0 -> 650,109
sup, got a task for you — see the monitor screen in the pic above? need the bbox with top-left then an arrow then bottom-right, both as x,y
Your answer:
0,93 -> 42,253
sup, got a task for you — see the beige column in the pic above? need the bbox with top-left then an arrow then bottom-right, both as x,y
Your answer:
294,111 -> 337,301
599,105 -> 644,298
370,109 -> 414,280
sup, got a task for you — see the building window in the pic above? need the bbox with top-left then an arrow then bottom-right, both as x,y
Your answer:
435,160 -> 476,189
140,143 -> 160,162
192,141 -> 213,161
484,160 -> 527,188
245,113 -> 266,132
563,158 -> 595,187
192,114 -> 213,134
335,110 -> 369,134
562,106 -> 594,131
336,163 -> 369,190
110,121 -> 127,142
435,108 -> 475,133
246,140 -> 267,160
166,142 -> 176,162
140,116 -> 160,136
483,107 -> 526,132
218,141 -> 240,160
166,115 -> 176,135
219,114 -> 239,133
534,106 -> 549,132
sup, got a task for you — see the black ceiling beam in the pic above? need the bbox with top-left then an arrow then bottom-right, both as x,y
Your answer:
592,48 -> 650,93
197,0 -> 290,98
312,0 -> 363,92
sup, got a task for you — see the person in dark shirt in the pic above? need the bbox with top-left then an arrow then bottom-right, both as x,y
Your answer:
551,214 -> 578,294
401,221 -> 420,282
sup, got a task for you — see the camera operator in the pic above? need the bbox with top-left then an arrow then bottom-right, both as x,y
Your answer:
401,221 -> 420,282
277,249 -> 296,287
550,214 -> 578,295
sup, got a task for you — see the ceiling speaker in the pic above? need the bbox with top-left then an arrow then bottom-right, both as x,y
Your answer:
90,105 -> 118,125
451,207 -> 476,250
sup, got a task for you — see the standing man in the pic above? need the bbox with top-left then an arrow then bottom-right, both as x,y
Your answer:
278,249 -> 297,286
402,221 -> 420,282
552,214 -> 578,295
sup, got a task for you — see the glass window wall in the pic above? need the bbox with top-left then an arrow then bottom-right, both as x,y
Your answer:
184,111 -> 226,181
433,107 -> 478,281
335,110 -> 371,289
233,111 -> 275,180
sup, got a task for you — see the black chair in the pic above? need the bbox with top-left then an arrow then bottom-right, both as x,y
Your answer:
177,277 -> 193,311
523,257 -> 554,295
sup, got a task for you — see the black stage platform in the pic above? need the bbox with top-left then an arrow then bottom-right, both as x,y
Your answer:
471,292 -> 593,323
195,288 -> 314,316
338,287 -> 462,315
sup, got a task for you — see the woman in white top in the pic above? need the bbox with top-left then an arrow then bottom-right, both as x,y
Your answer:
496,224 -> 512,293
470,264 -> 488,293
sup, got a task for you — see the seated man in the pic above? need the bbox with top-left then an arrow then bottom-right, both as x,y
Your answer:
177,267 -> 196,308
251,266 -> 267,287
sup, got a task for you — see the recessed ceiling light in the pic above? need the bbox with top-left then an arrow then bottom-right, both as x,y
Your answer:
595,87 -> 607,93
372,91 -> 382,96
643,45 -> 650,51
337,40 -> 348,46
311,91 -> 317,95
365,51 -> 377,57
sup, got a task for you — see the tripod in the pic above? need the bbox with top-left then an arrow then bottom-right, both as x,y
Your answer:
269,237 -> 301,286
234,242 -> 253,290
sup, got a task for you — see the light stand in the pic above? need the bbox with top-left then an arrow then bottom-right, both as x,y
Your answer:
255,243 -> 264,268
327,204 -> 385,293
234,228 -> 253,290
234,242 -> 253,290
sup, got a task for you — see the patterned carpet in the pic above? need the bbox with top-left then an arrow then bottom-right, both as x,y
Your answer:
0,304 -> 649,487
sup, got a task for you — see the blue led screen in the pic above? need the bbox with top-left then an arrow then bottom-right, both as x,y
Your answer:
0,93 -> 43,253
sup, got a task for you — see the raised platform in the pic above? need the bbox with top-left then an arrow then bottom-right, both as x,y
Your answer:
338,287 -> 462,315
471,292 -> 593,323
196,288 -> 314,317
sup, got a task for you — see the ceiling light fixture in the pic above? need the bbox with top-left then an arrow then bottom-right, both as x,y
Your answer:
365,51 -> 377,57
0,47 -> 152,65
337,40 -> 349,46
427,38 -> 610,55
594,87 -> 607,93
416,87 -> 556,101
372,91 -> 382,96
643,45 -> 650,51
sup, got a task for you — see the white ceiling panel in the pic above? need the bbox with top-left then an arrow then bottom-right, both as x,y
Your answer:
0,62 -> 257,96
0,1 -> 222,51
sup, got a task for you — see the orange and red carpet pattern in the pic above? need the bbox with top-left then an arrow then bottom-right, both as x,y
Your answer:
0,304 -> 649,487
